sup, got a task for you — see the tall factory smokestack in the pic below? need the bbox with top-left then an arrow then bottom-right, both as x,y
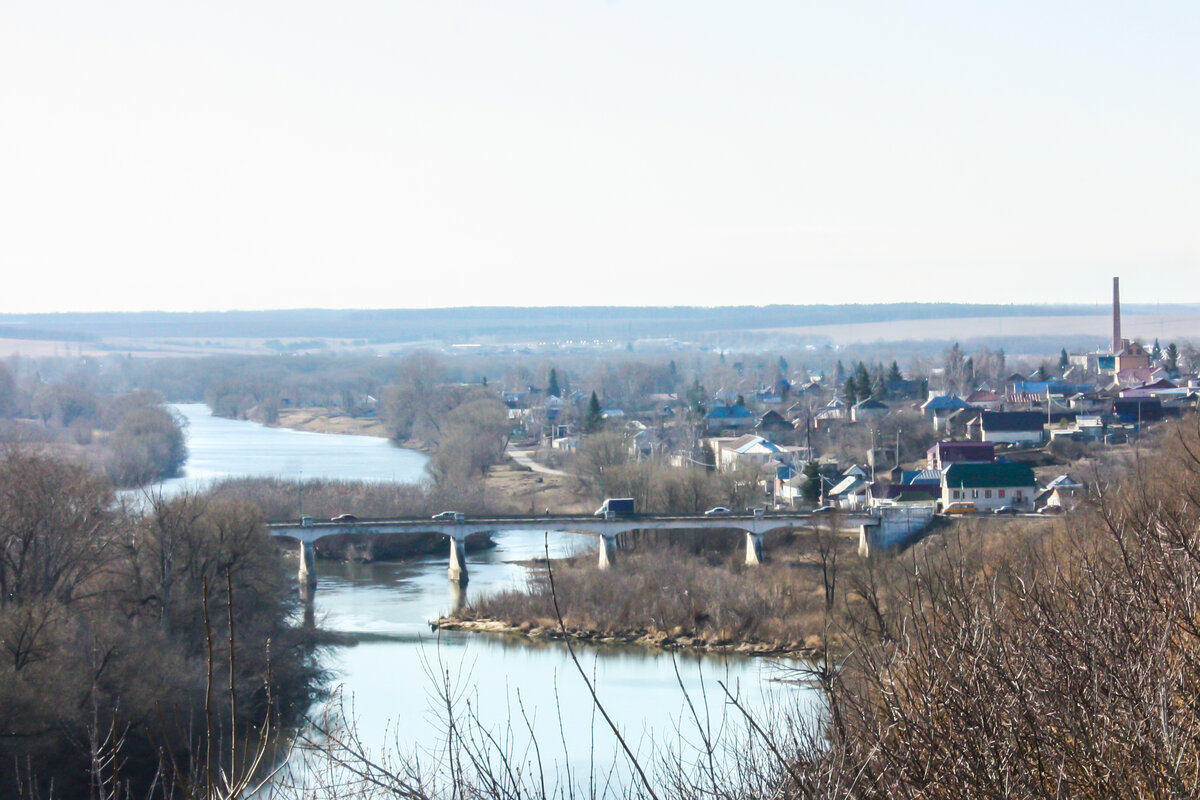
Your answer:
1112,276 -> 1122,354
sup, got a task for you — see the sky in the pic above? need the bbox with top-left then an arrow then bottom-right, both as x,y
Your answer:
1,1 -> 1197,313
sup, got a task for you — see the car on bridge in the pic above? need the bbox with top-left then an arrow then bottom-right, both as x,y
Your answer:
704,506 -> 731,515
432,510 -> 466,521
331,513 -> 358,522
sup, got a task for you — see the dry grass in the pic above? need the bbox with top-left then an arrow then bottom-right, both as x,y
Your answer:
273,406 -> 391,437
460,529 -> 860,652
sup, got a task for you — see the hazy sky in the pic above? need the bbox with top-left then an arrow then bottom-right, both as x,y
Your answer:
2,1 -> 1197,313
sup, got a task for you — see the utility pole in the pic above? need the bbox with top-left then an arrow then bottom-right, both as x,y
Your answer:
870,427 -> 877,482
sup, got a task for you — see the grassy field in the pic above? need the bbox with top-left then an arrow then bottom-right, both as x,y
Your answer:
761,311 -> 1200,346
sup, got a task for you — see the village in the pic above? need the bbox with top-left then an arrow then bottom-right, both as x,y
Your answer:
501,279 -> 1198,519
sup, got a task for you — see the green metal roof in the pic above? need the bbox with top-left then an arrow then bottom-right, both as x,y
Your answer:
943,462 -> 1035,489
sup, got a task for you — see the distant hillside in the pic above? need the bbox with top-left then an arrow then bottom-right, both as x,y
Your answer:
3,303 -> 1194,344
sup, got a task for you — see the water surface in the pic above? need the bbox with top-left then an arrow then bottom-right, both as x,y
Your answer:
155,406 -> 818,791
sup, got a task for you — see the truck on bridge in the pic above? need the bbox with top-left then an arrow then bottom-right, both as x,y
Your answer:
594,497 -> 635,519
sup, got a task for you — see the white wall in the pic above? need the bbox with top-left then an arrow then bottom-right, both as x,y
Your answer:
942,484 -> 1034,511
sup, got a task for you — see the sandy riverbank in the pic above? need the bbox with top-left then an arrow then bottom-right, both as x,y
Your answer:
271,407 -> 392,437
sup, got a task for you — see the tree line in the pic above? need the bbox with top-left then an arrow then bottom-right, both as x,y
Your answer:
0,446 -> 316,798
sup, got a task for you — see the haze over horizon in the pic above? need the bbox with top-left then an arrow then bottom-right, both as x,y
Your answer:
3,1 -> 1197,314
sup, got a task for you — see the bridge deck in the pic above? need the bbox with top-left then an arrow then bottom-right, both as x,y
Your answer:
267,512 -> 877,544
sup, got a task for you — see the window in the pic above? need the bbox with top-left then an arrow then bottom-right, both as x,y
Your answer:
952,490 -> 961,499
985,490 -> 992,499
999,489 -> 1006,498
972,489 -> 979,499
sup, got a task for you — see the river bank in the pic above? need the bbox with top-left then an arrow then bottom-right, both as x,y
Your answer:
272,406 -> 392,437
430,615 -> 817,657
267,406 -> 589,514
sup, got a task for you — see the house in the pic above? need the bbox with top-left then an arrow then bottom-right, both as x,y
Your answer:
879,483 -> 941,503
898,468 -> 944,488
926,441 -> 995,470
851,397 -> 889,423
964,388 -> 1004,411
812,398 -> 849,430
631,429 -> 665,458
551,435 -> 579,452
1010,380 -> 1095,397
1118,378 -> 1179,399
881,468 -> 942,503
1115,340 -> 1152,372
1036,475 -> 1086,511
1073,415 -> 1108,441
775,464 -> 808,507
921,394 -> 974,429
970,411 -> 1046,446
715,435 -> 799,472
756,409 -> 793,433
1068,393 -> 1108,413
704,404 -> 756,433
1113,367 -> 1158,388
794,380 -> 824,400
828,473 -> 870,510
942,462 -> 1037,512
755,388 -> 785,405
842,464 -> 869,480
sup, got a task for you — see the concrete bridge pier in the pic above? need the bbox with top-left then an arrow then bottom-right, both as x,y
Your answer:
745,531 -> 765,565
298,540 -> 318,599
448,578 -> 466,615
447,533 -> 469,583
598,532 -> 618,570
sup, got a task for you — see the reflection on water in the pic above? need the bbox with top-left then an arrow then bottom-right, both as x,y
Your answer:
305,530 -> 820,788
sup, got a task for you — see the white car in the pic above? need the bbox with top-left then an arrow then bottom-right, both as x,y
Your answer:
704,506 -> 731,516
431,510 -> 465,521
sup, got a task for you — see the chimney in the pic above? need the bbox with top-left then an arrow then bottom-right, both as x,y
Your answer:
1112,276 -> 1121,355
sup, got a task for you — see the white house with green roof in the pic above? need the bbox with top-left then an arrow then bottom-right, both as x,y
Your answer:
941,462 -> 1036,511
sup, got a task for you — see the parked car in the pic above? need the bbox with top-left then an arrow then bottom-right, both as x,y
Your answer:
992,505 -> 1018,515
1038,505 -> 1064,514
432,510 -> 465,521
331,513 -> 358,522
944,502 -> 977,515
704,506 -> 731,516
812,505 -> 837,514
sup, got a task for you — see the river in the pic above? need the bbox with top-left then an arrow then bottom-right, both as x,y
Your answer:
157,404 -> 820,793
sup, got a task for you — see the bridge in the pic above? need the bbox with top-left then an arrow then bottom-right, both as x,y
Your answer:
267,505 -> 936,591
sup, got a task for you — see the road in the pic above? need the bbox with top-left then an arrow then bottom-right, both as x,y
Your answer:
507,447 -> 570,477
